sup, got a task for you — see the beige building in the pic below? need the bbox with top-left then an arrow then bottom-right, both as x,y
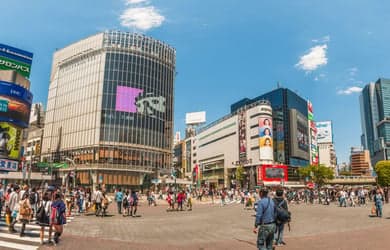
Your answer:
318,143 -> 337,172
41,31 -> 176,190
350,147 -> 371,176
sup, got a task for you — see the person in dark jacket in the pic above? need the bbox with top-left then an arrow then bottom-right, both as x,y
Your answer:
273,189 -> 289,246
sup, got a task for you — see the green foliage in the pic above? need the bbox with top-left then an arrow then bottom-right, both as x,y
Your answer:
235,165 -> 244,182
338,170 -> 352,176
299,164 -> 334,189
375,160 -> 390,186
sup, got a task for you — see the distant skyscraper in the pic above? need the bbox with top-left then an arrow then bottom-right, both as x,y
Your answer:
360,78 -> 390,166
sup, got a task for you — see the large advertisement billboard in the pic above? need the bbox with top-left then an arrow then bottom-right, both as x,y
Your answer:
0,44 -> 33,78
238,110 -> 247,162
257,164 -> 288,183
0,81 -> 33,128
316,121 -> 333,144
290,109 -> 310,160
0,122 -> 22,160
259,115 -> 274,161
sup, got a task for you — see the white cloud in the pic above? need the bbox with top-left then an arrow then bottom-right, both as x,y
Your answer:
348,67 -> 358,76
312,35 -> 330,43
296,44 -> 328,71
120,6 -> 165,31
337,86 -> 362,95
125,0 -> 148,5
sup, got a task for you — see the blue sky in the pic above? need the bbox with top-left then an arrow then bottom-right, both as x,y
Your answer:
1,0 -> 390,164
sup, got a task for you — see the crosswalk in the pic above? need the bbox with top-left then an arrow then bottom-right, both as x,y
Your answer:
0,215 -> 75,250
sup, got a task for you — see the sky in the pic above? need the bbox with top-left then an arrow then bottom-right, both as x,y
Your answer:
1,0 -> 390,164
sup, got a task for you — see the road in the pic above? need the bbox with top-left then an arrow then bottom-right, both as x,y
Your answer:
32,200 -> 390,250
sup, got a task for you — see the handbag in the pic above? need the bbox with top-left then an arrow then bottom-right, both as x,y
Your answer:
371,205 -> 376,215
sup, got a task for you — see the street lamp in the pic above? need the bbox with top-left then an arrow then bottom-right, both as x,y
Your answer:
65,157 -> 76,188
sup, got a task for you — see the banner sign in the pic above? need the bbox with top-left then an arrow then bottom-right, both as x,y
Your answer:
0,158 -> 18,171
0,122 -> 22,159
0,43 -> 33,78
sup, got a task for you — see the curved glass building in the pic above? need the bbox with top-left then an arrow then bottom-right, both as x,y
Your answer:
42,31 -> 175,189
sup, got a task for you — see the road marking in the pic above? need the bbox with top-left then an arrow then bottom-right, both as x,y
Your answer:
0,239 -> 38,250
0,232 -> 41,243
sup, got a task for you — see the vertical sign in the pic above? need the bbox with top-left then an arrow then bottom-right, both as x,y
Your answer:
238,110 -> 247,162
308,101 -> 318,165
258,104 -> 274,162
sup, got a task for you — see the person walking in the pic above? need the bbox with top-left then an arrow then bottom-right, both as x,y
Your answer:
0,183 -> 4,218
29,187 -> 39,218
253,188 -> 276,250
51,193 -> 66,245
374,188 -> 384,218
122,191 -> 130,217
37,192 -> 52,245
129,190 -> 138,217
273,189 -> 289,246
101,192 -> 111,217
115,188 -> 123,214
18,192 -> 32,237
8,185 -> 20,233
95,187 -> 103,217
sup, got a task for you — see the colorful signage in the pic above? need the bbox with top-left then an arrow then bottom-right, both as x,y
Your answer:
308,101 -> 318,165
316,121 -> 333,144
0,122 -> 22,160
259,115 -> 274,161
238,110 -> 247,162
0,159 -> 18,171
0,44 -> 33,78
257,164 -> 288,183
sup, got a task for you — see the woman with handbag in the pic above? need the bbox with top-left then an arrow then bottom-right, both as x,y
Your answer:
37,192 -> 52,245
51,193 -> 66,244
18,192 -> 32,237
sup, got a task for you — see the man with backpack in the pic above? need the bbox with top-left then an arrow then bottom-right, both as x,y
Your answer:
273,189 -> 290,246
29,187 -> 39,218
253,188 -> 276,250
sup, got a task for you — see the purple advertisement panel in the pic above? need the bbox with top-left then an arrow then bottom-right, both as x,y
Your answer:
115,86 -> 143,113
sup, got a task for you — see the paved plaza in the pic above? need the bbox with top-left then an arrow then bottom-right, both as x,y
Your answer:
32,200 -> 390,250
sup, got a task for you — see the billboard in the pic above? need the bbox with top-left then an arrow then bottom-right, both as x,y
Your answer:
0,81 -> 33,128
186,111 -> 206,125
257,164 -> 288,183
308,101 -> 318,165
316,121 -> 333,143
0,122 -> 22,160
259,115 -> 274,161
0,159 -> 18,171
115,85 -> 166,116
290,109 -> 310,159
238,110 -> 247,162
0,44 -> 33,78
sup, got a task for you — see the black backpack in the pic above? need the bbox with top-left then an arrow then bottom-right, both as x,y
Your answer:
36,201 -> 48,223
275,200 -> 291,223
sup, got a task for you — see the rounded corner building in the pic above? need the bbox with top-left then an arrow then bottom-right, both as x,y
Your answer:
41,31 -> 175,190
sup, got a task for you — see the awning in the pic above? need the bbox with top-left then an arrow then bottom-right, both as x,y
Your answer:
165,178 -> 193,185
37,162 -> 69,169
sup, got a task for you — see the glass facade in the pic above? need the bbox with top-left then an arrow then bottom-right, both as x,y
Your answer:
42,31 -> 175,184
230,88 -> 310,166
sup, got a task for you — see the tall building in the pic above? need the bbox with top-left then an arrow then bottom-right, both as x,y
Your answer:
350,147 -> 371,176
41,31 -> 176,189
195,100 -> 277,189
231,87 -> 310,180
360,78 -> 390,166
316,121 -> 337,172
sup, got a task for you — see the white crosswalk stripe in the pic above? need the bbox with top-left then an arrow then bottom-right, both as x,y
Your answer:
0,215 -> 75,250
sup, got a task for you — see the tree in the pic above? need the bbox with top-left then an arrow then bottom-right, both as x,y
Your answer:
235,165 -> 244,188
299,164 -> 334,189
375,160 -> 390,186
338,170 -> 352,176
